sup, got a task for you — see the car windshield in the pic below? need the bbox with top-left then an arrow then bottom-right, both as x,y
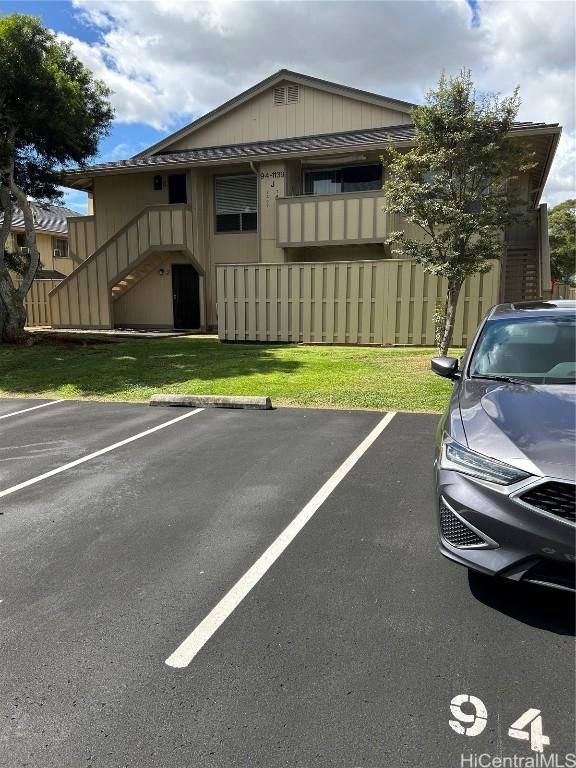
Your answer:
470,315 -> 576,384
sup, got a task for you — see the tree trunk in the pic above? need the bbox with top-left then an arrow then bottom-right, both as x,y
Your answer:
0,270 -> 29,344
0,295 -> 6,340
1,143 -> 34,343
0,173 -> 38,344
9,180 -> 40,297
439,279 -> 462,356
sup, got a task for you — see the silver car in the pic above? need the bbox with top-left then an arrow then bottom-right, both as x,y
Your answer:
432,300 -> 576,592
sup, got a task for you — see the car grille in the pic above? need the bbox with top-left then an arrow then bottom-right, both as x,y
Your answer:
519,481 -> 576,523
440,504 -> 486,548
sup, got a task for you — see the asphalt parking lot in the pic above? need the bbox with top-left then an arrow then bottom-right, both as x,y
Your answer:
0,398 -> 574,768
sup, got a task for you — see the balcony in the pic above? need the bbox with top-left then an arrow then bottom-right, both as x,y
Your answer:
276,190 -> 387,248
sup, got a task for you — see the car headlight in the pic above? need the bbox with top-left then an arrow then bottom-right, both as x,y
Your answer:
440,436 -> 531,485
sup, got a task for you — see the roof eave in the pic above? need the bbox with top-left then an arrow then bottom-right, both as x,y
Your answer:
63,138 -> 415,187
63,123 -> 562,189
508,125 -> 561,139
532,128 -> 562,209
3,224 -> 68,236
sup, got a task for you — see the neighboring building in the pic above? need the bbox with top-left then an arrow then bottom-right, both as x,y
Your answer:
48,70 -> 559,341
1,202 -> 80,280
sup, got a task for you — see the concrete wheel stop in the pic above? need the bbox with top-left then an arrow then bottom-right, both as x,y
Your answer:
149,394 -> 272,410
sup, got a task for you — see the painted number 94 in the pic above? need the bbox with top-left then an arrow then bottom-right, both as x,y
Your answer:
449,694 -> 550,753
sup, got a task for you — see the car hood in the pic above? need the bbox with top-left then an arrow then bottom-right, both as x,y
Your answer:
459,380 -> 576,481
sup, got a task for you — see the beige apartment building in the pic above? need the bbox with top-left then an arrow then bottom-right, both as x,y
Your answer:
1,202 -> 78,279
44,70 -> 559,345
0,203 -> 80,326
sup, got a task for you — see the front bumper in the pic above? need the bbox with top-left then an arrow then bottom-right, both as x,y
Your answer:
436,468 -> 576,592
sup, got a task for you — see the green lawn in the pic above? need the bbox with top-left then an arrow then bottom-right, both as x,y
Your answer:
0,337 -> 462,412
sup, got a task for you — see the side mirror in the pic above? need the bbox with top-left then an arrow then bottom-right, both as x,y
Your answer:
431,356 -> 460,380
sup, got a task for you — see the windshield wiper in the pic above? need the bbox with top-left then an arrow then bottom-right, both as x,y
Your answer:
471,374 -> 528,385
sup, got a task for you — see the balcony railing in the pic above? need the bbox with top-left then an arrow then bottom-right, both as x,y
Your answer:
505,210 -> 539,247
276,190 -> 387,248
68,214 -> 97,265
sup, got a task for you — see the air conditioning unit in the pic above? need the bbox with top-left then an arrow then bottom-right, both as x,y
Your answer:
53,249 -> 61,258
18,246 -> 29,255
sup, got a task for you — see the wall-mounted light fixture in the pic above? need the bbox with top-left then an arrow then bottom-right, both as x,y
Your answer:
153,175 -> 163,191
158,268 -> 165,276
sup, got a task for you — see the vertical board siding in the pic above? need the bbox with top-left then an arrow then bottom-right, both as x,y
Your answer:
217,260 -> 500,345
169,84 -> 411,151
49,205 -> 192,329
68,216 -> 97,263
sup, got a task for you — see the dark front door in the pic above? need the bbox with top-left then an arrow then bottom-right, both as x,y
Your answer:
168,174 -> 187,204
172,264 -> 200,329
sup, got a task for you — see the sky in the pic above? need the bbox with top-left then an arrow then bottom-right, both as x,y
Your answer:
1,0 -> 574,213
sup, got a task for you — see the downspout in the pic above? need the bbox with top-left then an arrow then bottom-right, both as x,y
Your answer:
539,203 -> 552,299
250,161 -> 261,263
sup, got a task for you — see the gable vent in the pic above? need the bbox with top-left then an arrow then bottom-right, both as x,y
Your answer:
273,84 -> 300,106
286,84 -> 299,103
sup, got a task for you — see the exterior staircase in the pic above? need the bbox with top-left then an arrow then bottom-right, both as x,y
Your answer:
503,210 -> 541,302
503,250 -> 540,302
111,252 -> 167,301
49,205 -> 193,328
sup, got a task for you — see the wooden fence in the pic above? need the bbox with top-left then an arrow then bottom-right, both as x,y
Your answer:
217,259 -> 501,346
22,279 -> 61,327
552,283 -> 576,300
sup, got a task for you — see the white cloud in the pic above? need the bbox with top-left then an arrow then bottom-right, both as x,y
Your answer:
100,142 -> 139,162
472,0 -> 576,206
65,0 -> 575,203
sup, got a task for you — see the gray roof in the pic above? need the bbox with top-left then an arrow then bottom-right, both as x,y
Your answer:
67,121 -> 559,178
0,202 -> 81,234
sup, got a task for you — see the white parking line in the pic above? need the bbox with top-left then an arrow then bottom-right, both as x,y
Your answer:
0,400 -> 65,421
165,410 -> 397,669
0,408 -> 204,500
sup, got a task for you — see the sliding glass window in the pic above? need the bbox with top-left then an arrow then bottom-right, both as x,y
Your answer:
303,164 -> 382,195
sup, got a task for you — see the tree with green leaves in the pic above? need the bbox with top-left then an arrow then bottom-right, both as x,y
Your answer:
383,69 -> 535,355
548,199 -> 576,283
0,13 -> 113,343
